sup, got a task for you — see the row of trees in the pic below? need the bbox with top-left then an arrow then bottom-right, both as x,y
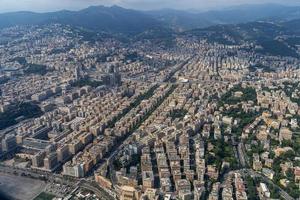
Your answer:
71,77 -> 103,88
206,138 -> 238,172
218,84 -> 257,107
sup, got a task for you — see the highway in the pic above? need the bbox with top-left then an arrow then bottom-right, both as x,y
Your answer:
240,169 -> 295,200
237,142 -> 248,167
220,168 -> 295,200
79,180 -> 116,200
233,137 -> 295,200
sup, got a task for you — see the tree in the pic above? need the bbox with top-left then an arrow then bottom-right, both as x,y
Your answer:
286,168 -> 295,181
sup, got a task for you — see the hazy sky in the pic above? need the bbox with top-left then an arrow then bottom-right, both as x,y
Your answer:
0,0 -> 299,13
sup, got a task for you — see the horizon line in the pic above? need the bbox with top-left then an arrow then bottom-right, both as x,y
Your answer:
0,2 -> 298,15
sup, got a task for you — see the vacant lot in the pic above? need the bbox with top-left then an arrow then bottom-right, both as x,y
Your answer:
0,172 -> 46,200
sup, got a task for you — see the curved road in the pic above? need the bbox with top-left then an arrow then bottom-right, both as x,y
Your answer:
221,168 -> 295,200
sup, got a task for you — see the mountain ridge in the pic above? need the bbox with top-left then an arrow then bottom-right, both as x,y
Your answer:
146,4 -> 300,30
0,5 -> 162,34
1,4 -> 300,34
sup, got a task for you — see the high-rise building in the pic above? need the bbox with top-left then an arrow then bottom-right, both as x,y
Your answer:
102,64 -> 122,86
74,65 -> 82,81
142,171 -> 154,190
68,139 -> 83,155
32,151 -> 46,168
63,162 -> 85,178
120,185 -> 140,200
44,152 -> 58,171
0,88 -> 3,106
57,145 -> 70,163
1,134 -> 17,152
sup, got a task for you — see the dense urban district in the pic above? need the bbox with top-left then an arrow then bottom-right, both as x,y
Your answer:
0,21 -> 300,200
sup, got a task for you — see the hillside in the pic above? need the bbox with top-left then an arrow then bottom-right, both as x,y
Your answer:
183,20 -> 300,58
2,4 -> 300,34
0,6 -> 162,35
147,4 -> 300,31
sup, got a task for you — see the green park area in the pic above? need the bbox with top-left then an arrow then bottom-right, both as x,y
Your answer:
33,192 -> 55,200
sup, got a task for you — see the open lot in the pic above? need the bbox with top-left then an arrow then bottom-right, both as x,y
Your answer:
0,172 -> 47,200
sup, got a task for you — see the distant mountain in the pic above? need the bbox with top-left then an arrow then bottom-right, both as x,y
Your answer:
146,4 -> 300,31
282,18 -> 300,34
183,19 -> 300,58
1,4 -> 300,35
0,6 -> 162,35
144,9 -> 212,31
